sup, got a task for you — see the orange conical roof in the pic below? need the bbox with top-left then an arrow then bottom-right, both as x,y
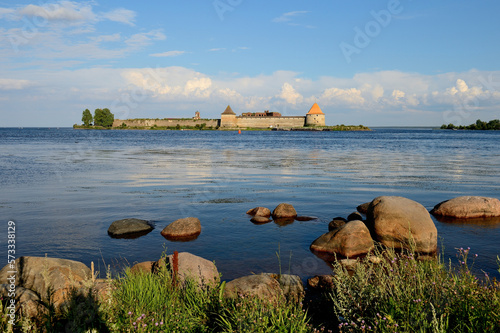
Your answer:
307,103 -> 324,115
222,105 -> 236,115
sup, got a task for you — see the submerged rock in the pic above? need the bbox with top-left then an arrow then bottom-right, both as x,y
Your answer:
367,196 -> 437,255
161,217 -> 201,240
251,216 -> 272,224
310,220 -> 374,258
107,218 -> 154,238
295,216 -> 318,221
431,196 -> 500,219
272,203 -> 297,219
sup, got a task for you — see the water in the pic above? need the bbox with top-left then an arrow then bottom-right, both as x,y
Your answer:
1,127 -> 499,281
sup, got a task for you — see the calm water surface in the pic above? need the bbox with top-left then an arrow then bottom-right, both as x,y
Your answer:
1,128 -> 499,280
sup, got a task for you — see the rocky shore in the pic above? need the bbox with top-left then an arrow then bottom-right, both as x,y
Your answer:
2,195 -> 499,325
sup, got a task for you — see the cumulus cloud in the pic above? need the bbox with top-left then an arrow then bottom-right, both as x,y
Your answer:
318,87 -> 365,106
277,82 -> 303,104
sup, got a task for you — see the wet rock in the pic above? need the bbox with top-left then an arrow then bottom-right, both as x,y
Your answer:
161,217 -> 201,240
273,217 -> 295,226
347,211 -> 364,221
272,203 -> 297,219
224,274 -> 284,303
0,256 -> 92,311
107,218 -> 154,238
328,218 -> 346,231
246,207 -> 271,217
251,216 -> 272,224
310,220 -> 374,258
367,196 -> 437,255
0,285 -> 45,318
357,202 -> 370,215
430,196 -> 500,219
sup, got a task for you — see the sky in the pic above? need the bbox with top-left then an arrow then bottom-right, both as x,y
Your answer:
1,0 -> 500,127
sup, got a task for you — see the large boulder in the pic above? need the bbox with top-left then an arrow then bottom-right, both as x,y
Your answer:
0,257 -> 92,311
157,252 -> 219,288
310,220 -> 374,258
347,211 -> 364,221
246,207 -> 271,217
224,274 -> 284,303
161,217 -> 201,240
262,273 -> 304,302
366,196 -> 437,255
107,218 -> 154,238
431,196 -> 500,219
272,203 -> 297,219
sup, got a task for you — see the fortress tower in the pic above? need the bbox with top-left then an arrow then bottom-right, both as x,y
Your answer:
220,105 -> 237,127
305,103 -> 325,126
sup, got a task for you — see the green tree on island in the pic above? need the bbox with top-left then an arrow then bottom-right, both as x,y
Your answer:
94,108 -> 114,128
81,109 -> 93,126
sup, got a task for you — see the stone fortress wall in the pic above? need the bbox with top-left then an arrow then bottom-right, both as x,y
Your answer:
113,118 -> 219,128
112,103 -> 325,129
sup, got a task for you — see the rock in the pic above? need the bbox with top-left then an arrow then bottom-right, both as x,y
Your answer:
157,252 -> 219,288
107,218 -> 154,238
262,273 -> 304,302
357,202 -> 370,215
246,207 -> 271,217
0,257 -> 92,310
430,196 -> 500,219
130,261 -> 155,274
273,217 -> 295,226
251,216 -> 272,224
0,285 -> 45,318
161,217 -> 201,240
310,220 -> 374,258
295,216 -> 318,221
272,203 -> 297,219
347,211 -> 364,221
224,274 -> 284,303
329,217 -> 347,231
307,275 -> 334,290
366,196 -> 437,255
340,258 -> 359,270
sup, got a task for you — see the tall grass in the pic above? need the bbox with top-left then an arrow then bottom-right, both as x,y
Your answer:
329,246 -> 500,332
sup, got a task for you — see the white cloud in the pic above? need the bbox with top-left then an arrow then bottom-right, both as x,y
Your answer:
208,48 -> 226,52
272,11 -> 309,23
150,50 -> 185,57
318,87 -> 365,106
0,78 -> 33,90
100,8 -> 136,26
18,2 -> 95,22
277,82 -> 303,104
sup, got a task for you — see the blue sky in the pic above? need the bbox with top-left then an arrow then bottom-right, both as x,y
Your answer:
1,0 -> 499,126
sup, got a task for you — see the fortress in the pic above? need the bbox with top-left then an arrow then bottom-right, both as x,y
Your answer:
113,103 -> 325,129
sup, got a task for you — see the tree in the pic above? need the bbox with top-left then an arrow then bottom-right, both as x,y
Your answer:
94,108 -> 114,128
82,109 -> 93,126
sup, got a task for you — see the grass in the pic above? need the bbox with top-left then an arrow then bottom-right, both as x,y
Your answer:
3,247 -> 500,332
328,246 -> 500,332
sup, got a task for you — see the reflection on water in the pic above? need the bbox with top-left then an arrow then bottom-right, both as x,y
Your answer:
0,128 -> 499,280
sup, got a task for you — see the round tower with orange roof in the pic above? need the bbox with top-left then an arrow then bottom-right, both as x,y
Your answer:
305,103 -> 325,126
